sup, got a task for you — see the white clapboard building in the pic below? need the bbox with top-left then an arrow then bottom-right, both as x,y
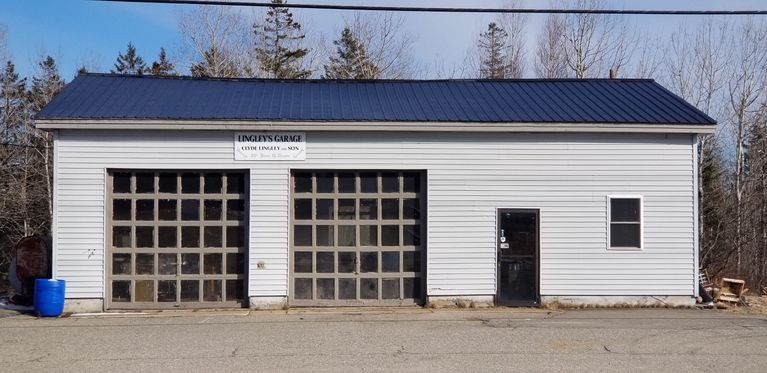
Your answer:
34,74 -> 716,312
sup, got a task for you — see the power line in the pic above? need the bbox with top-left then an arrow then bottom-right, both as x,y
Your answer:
92,0 -> 767,16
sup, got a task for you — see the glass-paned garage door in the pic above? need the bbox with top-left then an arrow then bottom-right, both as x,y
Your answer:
107,171 -> 247,309
290,171 -> 425,306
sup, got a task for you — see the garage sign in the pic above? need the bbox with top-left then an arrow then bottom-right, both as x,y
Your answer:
234,132 -> 306,161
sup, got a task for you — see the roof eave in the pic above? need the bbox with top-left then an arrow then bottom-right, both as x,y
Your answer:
34,119 -> 717,135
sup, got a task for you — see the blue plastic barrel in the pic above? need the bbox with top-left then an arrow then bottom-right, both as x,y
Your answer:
34,279 -> 66,317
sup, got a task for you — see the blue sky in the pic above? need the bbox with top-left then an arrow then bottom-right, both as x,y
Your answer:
2,0 -> 766,80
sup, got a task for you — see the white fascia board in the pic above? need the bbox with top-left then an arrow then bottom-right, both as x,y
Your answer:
35,119 -> 717,134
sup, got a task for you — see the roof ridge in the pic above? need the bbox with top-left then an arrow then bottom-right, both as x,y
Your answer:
76,73 -> 655,84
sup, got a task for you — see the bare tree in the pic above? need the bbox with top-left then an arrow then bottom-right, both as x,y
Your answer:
498,0 -> 528,78
176,5 -> 253,78
345,13 -> 417,79
559,0 -> 634,78
534,13 -> 568,78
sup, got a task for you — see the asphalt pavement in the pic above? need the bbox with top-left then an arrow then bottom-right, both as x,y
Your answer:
1,308 -> 765,372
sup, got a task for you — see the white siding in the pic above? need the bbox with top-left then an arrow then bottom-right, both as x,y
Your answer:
54,130 -> 696,299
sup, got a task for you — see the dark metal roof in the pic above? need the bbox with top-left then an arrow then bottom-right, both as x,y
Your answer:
36,73 -> 716,125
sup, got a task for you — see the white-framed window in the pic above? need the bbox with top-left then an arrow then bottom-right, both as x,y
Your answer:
607,195 -> 643,250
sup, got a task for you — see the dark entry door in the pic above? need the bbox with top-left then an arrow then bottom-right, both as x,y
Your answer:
497,209 -> 539,306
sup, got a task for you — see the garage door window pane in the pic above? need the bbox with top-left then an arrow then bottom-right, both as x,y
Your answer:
294,199 -> 312,220
294,252 -> 312,273
294,225 -> 312,246
203,280 -> 222,301
181,254 -> 200,274
360,278 -> 377,299
293,173 -> 312,193
381,225 -> 399,246
404,225 -> 420,246
136,253 -> 154,275
135,280 -> 153,302
113,227 -> 131,248
181,173 -> 200,193
136,227 -> 154,248
112,253 -> 131,275
381,199 -> 399,219
226,279 -> 244,301
316,225 -> 334,247
204,253 -> 223,275
317,278 -> 335,299
226,253 -> 244,274
294,278 -> 312,299
338,172 -> 356,193
360,172 -> 377,193
204,226 -> 223,248
113,172 -> 132,193
158,173 -> 177,193
403,173 -> 420,193
338,225 -> 355,246
382,251 -> 399,272
158,253 -> 177,275
113,199 -> 132,220
204,200 -> 222,221
135,173 -> 154,193
204,173 -> 223,194
180,280 -> 199,302
359,199 -> 377,220
360,225 -> 377,246
316,199 -> 334,219
181,200 -> 199,221
338,278 -> 356,299
381,172 -> 399,192
338,199 -> 356,220
158,200 -> 177,221
136,200 -> 154,221
227,173 -> 245,194
158,281 -> 176,302
382,278 -> 399,299
403,251 -> 420,273
181,227 -> 200,247
338,252 -> 355,273
316,172 -> 334,193
316,252 -> 334,273
403,199 -> 420,219
360,252 -> 377,273
112,281 -> 131,302
158,227 -> 177,248
226,226 -> 244,247
227,200 -> 245,220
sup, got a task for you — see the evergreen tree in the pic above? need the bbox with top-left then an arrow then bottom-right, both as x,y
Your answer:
1,61 -> 27,140
323,27 -> 379,79
190,46 -> 239,78
112,42 -> 147,75
478,22 -> 510,79
254,0 -> 311,79
29,56 -> 65,112
150,48 -> 177,76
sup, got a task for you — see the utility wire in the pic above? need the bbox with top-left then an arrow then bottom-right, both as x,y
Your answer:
92,0 -> 767,15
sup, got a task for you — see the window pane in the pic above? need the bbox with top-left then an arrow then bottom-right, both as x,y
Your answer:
158,253 -> 177,275
382,199 -> 399,219
403,277 -> 421,299
181,227 -> 200,247
403,199 -> 420,219
158,226 -> 177,248
227,173 -> 245,194
136,253 -> 154,275
316,225 -> 334,247
294,225 -> 312,246
294,199 -> 312,220
382,251 -> 400,272
338,252 -> 355,273
181,200 -> 200,221
113,226 -> 131,248
403,172 -> 420,193
204,253 -> 223,275
382,172 -> 399,192
338,225 -> 355,246
360,278 -> 377,299
112,281 -> 131,302
316,199 -> 334,219
181,253 -> 200,274
316,252 -> 334,273
180,280 -> 199,302
135,199 -> 154,220
204,173 -> 223,194
226,200 -> 246,220
158,173 -> 177,193
360,172 -> 377,193
226,226 -> 245,247
112,253 -> 131,275
611,198 -> 640,222
403,251 -> 421,273
359,199 -> 377,220
381,225 -> 399,246
181,173 -> 200,193
136,227 -> 154,248
226,279 -> 244,301
135,172 -> 154,193
294,251 -> 313,273
158,199 -> 177,221
610,224 -> 641,248
204,200 -> 223,221
404,225 -> 421,246
113,172 -> 131,193
158,280 -> 176,302
360,252 -> 377,273
204,226 -> 223,247
226,253 -> 245,275
382,278 -> 400,299
135,280 -> 153,302
294,278 -> 312,300
338,199 -> 355,220
338,278 -> 356,299
293,172 -> 312,193
316,172 -> 334,193
113,199 -> 132,221
360,225 -> 377,246
338,172 -> 355,193
317,278 -> 335,300
203,280 -> 222,301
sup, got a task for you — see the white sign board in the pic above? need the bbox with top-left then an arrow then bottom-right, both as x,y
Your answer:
234,132 -> 306,161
